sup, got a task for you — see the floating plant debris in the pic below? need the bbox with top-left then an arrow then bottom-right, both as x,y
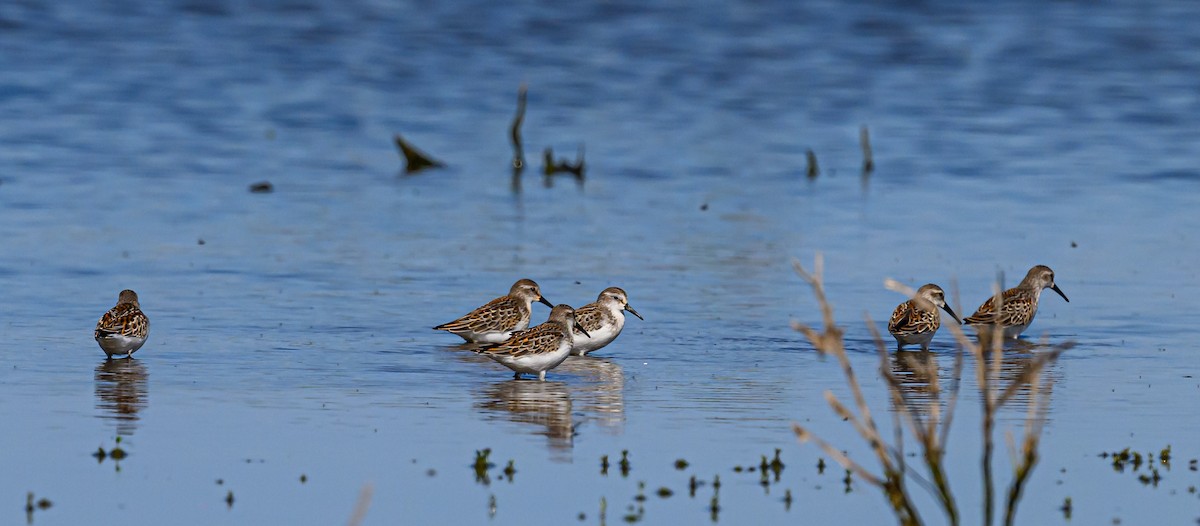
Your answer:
394,134 -> 444,173
542,146 -> 585,178
248,181 -> 273,193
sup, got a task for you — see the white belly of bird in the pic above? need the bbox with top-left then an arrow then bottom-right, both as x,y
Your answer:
1003,323 -> 1030,339
97,335 -> 147,357
495,340 -> 572,374
460,329 -> 516,344
571,317 -> 624,355
894,331 -> 934,348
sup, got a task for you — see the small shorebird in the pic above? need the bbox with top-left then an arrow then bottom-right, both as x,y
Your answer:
964,265 -> 1069,339
475,304 -> 589,381
888,283 -> 960,351
570,287 -> 642,356
95,289 -> 149,359
434,279 -> 554,344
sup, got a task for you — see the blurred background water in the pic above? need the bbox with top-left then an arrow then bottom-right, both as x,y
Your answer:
1,0 -> 1198,524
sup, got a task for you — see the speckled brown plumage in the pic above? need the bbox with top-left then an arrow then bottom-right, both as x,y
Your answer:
570,287 -> 642,356
888,299 -> 942,337
95,289 -> 149,358
475,304 -> 588,380
95,290 -> 149,340
887,283 -> 958,351
436,294 -> 527,333
964,265 -> 1069,339
573,303 -> 615,334
479,324 -> 570,359
434,279 -> 553,344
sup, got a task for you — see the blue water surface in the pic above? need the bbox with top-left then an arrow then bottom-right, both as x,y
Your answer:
1,1 -> 1199,524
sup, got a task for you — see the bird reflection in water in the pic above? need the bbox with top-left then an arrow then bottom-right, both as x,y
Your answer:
554,356 -> 625,435
477,379 -> 575,459
984,341 -> 1065,413
888,351 -> 945,418
888,344 -> 1063,421
94,358 -> 148,437
474,356 -> 625,460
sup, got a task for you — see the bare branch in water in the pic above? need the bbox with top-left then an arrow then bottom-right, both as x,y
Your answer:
860,125 -> 875,173
510,84 -> 527,171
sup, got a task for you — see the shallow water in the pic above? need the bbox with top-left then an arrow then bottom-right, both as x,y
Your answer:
2,1 -> 1199,524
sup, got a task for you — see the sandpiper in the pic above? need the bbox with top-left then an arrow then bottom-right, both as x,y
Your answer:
435,279 -> 554,344
964,265 -> 1069,339
570,287 -> 642,356
888,283 -> 960,351
95,289 -> 149,359
475,304 -> 589,381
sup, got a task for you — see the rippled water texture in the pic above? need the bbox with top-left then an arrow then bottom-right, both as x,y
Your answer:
2,1 -> 1199,524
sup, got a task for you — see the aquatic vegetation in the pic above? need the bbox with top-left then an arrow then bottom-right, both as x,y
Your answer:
769,448 -> 785,481
91,437 -> 128,471
791,254 -> 1073,526
473,448 -> 495,485
805,149 -> 819,179
1099,445 -> 1193,490
24,492 -> 52,524
503,460 -> 516,482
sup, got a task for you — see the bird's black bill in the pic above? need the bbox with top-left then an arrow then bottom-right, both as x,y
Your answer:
538,296 -> 554,308
574,320 -> 590,338
1050,284 -> 1069,303
941,304 -> 961,325
625,305 -> 644,320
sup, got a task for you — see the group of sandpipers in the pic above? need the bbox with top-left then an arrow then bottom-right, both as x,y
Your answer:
887,264 -> 1069,351
433,280 -> 642,380
91,265 -> 1064,380
91,280 -> 643,383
